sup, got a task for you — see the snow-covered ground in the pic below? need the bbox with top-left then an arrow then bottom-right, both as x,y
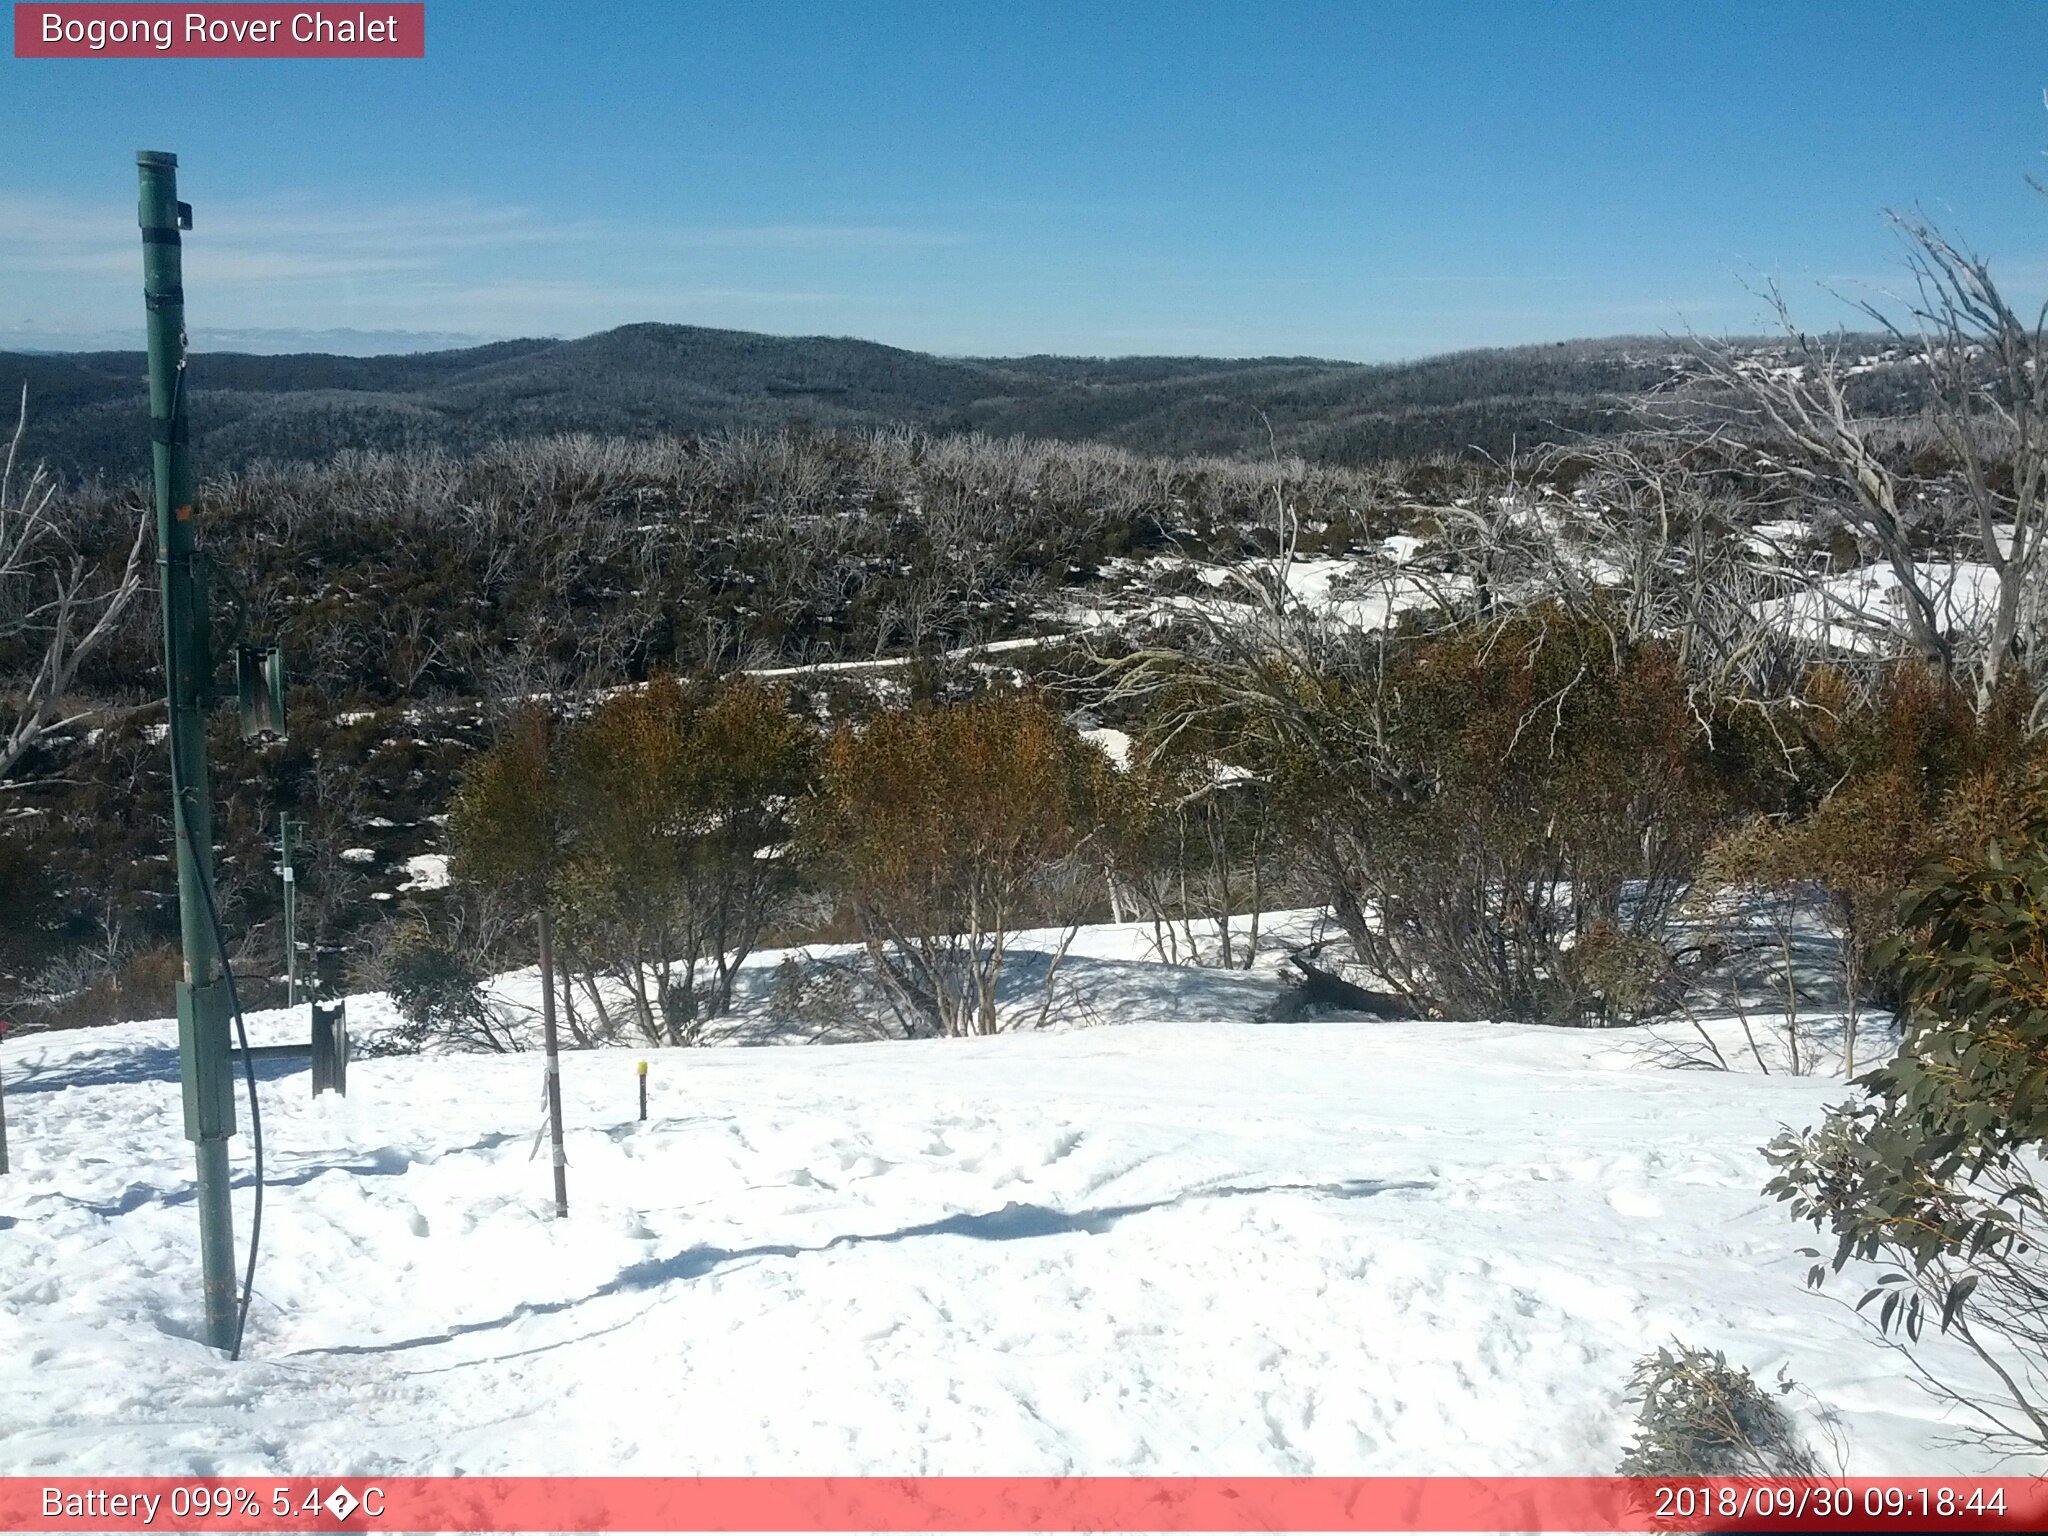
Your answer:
1756,560 -> 2004,654
0,919 -> 2020,1478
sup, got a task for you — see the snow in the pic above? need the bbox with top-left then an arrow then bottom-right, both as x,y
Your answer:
1744,518 -> 1816,556
0,915 -> 2025,1478
1380,534 -> 1426,566
1079,727 -> 1132,769
399,854 -> 450,892
1757,560 -> 2004,654
742,634 -> 1075,681
1115,555 -> 1462,637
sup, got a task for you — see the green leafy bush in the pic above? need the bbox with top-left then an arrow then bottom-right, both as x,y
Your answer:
1616,1344 -> 1820,1477
1763,784 -> 2048,1456
1282,606 -> 1749,1024
809,691 -> 1102,1036
375,924 -> 512,1055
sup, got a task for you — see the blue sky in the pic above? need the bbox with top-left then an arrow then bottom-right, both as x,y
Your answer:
2,1 -> 2044,357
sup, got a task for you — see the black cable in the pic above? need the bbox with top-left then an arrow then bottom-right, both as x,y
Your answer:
178,783 -> 263,1362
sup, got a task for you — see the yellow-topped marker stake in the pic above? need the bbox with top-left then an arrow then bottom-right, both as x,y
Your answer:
638,1061 -> 648,1123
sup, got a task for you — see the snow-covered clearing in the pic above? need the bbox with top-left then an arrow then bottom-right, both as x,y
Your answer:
1756,560 -> 2004,654
0,919 -> 2018,1477
398,854 -> 450,893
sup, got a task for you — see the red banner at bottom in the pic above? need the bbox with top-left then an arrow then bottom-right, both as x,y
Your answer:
4,1477 -> 2044,1533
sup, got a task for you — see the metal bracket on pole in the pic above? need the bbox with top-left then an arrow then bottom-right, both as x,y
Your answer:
176,979 -> 236,1141
311,1001 -> 349,1098
238,644 -> 286,739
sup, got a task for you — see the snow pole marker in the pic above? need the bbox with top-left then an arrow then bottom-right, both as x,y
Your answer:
638,1060 -> 648,1123
276,813 -> 304,1007
537,910 -> 568,1217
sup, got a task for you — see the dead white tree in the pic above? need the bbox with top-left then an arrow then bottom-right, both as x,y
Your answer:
1680,217 -> 2046,722
1880,216 -> 2046,716
1473,441 -> 1823,731
0,392 -> 152,787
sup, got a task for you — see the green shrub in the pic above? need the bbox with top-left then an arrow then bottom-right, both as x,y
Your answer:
809,691 -> 1100,1036
1616,1344 -> 1820,1477
1284,606 -> 1747,1024
1763,783 -> 2048,1457
376,924 -> 512,1054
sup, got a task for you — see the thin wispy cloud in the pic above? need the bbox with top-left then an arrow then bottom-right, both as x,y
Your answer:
374,277 -> 843,321
659,224 -> 969,251
0,191 -> 604,276
0,189 -> 966,342
0,194 -> 963,272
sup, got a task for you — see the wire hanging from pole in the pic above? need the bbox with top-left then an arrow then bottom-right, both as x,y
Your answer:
177,784 -> 263,1362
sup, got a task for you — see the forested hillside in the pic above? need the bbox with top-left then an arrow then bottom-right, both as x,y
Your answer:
2,325 -> 1902,483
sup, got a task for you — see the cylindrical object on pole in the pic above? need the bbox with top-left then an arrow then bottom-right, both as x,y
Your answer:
637,1060 -> 647,1122
140,149 -> 238,1353
538,909 -> 568,1217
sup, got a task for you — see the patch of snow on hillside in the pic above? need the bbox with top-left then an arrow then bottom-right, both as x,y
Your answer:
1080,727 -> 1132,769
400,854 -> 450,892
1381,534 -> 1426,565
1757,561 -> 2002,653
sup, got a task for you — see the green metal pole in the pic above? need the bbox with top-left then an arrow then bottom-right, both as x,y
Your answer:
280,814 -> 298,1007
139,150 -> 238,1353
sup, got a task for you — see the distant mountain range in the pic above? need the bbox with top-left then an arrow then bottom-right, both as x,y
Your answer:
2,322 -> 1794,483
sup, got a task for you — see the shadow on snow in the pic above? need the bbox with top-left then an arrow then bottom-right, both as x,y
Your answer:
290,1176 -> 1430,1361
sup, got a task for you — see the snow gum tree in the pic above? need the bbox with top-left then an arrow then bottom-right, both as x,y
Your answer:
810,691 -> 1102,1037
554,676 -> 812,1044
0,394 -> 151,789
554,681 -> 693,1043
1093,693 -> 1282,969
1271,605 -> 1749,1025
673,679 -> 816,1016
1682,217 -> 2048,726
450,704 -> 567,914
446,702 -> 579,1045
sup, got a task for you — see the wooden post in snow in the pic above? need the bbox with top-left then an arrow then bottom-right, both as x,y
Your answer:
538,910 -> 568,1217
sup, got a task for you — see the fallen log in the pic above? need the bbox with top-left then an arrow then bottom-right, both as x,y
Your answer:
1265,950 -> 1419,1022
